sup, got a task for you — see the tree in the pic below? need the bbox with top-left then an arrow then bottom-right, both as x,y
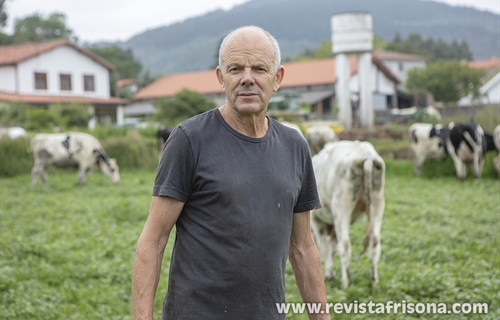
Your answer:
0,0 -> 8,28
406,60 -> 485,103
153,89 -> 217,126
285,35 -> 386,62
386,33 -> 473,61
88,45 -> 143,97
8,12 -> 77,43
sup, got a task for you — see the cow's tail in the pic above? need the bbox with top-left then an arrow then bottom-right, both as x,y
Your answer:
361,159 -> 373,255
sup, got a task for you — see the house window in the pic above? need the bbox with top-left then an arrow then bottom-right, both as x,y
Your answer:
84,75 -> 95,91
34,72 -> 47,90
399,62 -> 404,72
60,74 -> 72,91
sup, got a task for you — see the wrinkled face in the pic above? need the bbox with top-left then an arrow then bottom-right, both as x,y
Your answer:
216,29 -> 283,115
100,158 -> 120,183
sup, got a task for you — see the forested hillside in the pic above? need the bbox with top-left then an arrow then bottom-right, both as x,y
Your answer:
119,0 -> 498,75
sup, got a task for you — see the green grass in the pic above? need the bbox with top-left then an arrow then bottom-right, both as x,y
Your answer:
1,165 -> 499,319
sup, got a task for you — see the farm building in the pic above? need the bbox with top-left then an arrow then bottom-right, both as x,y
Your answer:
0,39 -> 128,126
128,51 -> 429,119
458,57 -> 500,106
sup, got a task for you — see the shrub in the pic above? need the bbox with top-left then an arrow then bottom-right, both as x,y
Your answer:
101,132 -> 159,171
49,103 -> 93,128
0,136 -> 32,177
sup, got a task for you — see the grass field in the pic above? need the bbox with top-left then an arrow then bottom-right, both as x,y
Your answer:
1,160 -> 499,319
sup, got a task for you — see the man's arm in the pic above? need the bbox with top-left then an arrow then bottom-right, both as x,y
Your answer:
289,211 -> 330,320
132,196 -> 184,320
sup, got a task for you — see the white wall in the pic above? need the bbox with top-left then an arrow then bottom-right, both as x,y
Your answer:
0,66 -> 17,92
348,60 -> 396,109
383,60 -> 426,89
16,45 -> 110,98
458,72 -> 500,106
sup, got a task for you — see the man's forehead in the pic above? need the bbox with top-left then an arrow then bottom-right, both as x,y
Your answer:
225,29 -> 273,52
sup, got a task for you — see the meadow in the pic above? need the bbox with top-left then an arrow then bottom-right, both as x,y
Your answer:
0,157 -> 499,319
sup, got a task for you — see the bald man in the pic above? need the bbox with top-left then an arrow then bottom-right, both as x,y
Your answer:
132,26 -> 328,320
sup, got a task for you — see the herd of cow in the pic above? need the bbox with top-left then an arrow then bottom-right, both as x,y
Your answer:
409,122 -> 500,180
27,120 -> 499,289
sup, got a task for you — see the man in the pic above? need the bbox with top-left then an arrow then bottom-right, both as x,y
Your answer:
132,25 -> 328,320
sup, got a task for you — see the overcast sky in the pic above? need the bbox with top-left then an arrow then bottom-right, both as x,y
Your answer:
2,0 -> 499,43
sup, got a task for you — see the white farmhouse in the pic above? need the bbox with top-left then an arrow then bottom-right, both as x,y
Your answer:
0,39 -> 128,125
458,58 -> 500,106
373,50 -> 428,90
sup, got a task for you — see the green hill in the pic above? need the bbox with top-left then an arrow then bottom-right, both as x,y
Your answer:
119,0 -> 498,75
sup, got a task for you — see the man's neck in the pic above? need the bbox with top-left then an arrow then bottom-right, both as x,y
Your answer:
219,105 -> 268,138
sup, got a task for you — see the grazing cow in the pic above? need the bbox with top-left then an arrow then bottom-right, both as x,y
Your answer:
408,123 -> 450,175
157,126 -> 173,151
446,122 -> 495,180
305,124 -> 339,156
30,132 -> 120,186
311,140 -> 385,288
493,125 -> 500,177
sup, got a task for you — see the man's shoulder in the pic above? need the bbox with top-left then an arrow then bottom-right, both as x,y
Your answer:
178,108 -> 218,133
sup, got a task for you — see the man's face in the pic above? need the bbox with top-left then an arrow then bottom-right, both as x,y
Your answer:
216,30 -> 284,115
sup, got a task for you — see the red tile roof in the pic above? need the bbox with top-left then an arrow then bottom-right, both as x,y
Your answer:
0,91 -> 128,105
0,39 -> 116,70
134,54 -> 399,100
116,79 -> 138,88
468,58 -> 500,73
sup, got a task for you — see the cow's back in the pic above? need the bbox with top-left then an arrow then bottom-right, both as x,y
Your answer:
313,141 -> 384,220
31,132 -> 102,166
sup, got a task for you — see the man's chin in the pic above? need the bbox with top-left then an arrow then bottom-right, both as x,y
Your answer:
233,103 -> 267,115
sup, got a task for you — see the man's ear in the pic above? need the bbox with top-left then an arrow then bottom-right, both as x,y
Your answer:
273,66 -> 285,92
216,67 -> 225,89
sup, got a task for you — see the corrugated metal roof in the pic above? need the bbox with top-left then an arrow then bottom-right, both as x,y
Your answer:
373,50 -> 428,62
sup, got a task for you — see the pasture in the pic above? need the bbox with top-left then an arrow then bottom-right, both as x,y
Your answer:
0,159 -> 499,319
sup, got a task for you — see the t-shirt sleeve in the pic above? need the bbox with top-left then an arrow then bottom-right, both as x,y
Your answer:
152,125 -> 194,202
293,141 -> 322,213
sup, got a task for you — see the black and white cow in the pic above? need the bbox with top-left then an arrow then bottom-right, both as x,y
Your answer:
305,124 -> 339,156
446,122 -> 496,180
408,123 -> 450,175
30,132 -> 120,186
311,141 -> 385,288
493,125 -> 500,177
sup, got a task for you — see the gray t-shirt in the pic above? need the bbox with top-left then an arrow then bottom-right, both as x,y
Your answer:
153,108 -> 321,320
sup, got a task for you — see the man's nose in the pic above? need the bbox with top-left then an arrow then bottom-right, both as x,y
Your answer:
240,68 -> 255,86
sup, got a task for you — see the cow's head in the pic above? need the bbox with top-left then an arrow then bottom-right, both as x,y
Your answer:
94,150 -> 121,183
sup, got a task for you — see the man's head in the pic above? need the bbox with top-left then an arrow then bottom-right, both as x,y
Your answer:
216,26 -> 284,115
218,26 -> 281,74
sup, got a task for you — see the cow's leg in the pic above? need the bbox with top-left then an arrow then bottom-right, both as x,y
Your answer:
473,150 -> 484,179
413,154 -> 425,175
367,196 -> 385,285
77,166 -> 90,185
311,216 -> 336,280
333,201 -> 355,289
448,147 -> 466,180
493,155 -> 500,178
31,163 -> 47,187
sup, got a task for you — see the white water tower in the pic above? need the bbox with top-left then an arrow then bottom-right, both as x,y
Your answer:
331,12 -> 373,129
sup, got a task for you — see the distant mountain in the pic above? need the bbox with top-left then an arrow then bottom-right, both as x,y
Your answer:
117,0 -> 499,75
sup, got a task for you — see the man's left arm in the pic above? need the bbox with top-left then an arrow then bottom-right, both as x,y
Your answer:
289,211 -> 330,320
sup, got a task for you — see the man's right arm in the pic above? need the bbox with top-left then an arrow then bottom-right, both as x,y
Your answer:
132,195 -> 184,320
